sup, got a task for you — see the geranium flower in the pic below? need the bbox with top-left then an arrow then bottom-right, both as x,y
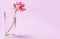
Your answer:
13,1 -> 26,13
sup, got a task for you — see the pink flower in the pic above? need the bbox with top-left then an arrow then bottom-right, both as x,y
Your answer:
13,1 -> 26,12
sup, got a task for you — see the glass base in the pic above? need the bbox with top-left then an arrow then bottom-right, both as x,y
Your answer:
5,34 -> 30,39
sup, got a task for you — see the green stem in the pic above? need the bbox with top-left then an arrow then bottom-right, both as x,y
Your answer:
6,13 -> 16,34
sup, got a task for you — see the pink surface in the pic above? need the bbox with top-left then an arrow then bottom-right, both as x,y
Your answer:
0,0 -> 60,39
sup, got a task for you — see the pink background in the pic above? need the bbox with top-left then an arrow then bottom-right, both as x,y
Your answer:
0,0 -> 60,39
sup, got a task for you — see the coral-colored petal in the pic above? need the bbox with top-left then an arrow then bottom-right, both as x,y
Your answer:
18,7 -> 26,11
